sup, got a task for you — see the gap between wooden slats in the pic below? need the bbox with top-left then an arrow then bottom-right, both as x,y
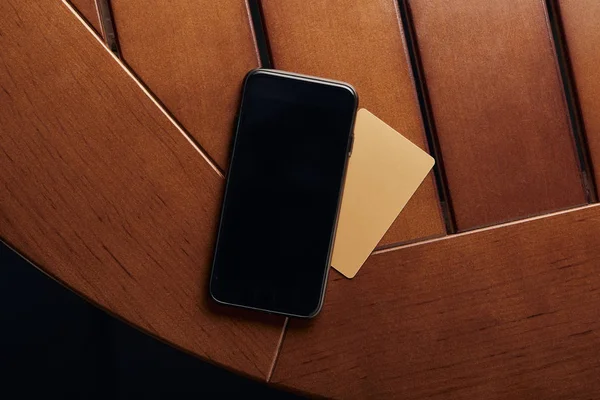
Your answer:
69,0 -> 102,36
259,0 -> 447,248
555,0 -> 600,200
404,0 -> 588,231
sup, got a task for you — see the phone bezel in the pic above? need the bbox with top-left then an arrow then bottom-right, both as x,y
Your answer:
209,68 -> 358,318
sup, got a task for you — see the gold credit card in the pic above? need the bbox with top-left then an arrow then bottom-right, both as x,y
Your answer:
332,109 -> 435,278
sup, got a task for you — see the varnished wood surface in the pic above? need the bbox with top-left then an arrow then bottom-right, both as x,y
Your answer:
109,0 -> 260,170
272,204 -> 600,399
0,0 -> 283,379
260,0 -> 446,247
558,0 -> 600,196
407,0 -> 586,231
5,0 -> 600,398
71,0 -> 101,34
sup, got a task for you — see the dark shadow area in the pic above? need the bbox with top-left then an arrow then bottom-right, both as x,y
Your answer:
0,242 -> 301,399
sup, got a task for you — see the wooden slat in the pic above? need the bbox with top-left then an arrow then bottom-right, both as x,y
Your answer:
0,0 -> 283,379
71,0 -> 101,34
407,0 -> 586,231
260,0 -> 445,246
109,0 -> 260,170
558,0 -> 600,196
272,204 -> 600,398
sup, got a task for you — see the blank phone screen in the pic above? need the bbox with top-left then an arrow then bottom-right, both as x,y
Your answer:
210,70 -> 357,317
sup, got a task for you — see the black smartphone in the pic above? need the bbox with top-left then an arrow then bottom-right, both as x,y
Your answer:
210,69 -> 358,318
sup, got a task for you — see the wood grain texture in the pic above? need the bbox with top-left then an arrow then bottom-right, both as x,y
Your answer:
0,0 -> 283,379
70,0 -> 101,34
260,0 -> 446,246
558,0 -> 600,195
407,0 -> 586,231
110,0 -> 260,170
272,204 -> 600,399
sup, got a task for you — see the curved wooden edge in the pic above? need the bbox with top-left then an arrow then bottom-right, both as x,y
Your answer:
0,0 -> 283,379
271,203 -> 600,398
0,237 -> 276,382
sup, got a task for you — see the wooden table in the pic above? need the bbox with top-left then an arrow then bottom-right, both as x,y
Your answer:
2,0 -> 600,398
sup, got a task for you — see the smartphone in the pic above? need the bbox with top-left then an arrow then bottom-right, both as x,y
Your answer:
210,69 -> 358,318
